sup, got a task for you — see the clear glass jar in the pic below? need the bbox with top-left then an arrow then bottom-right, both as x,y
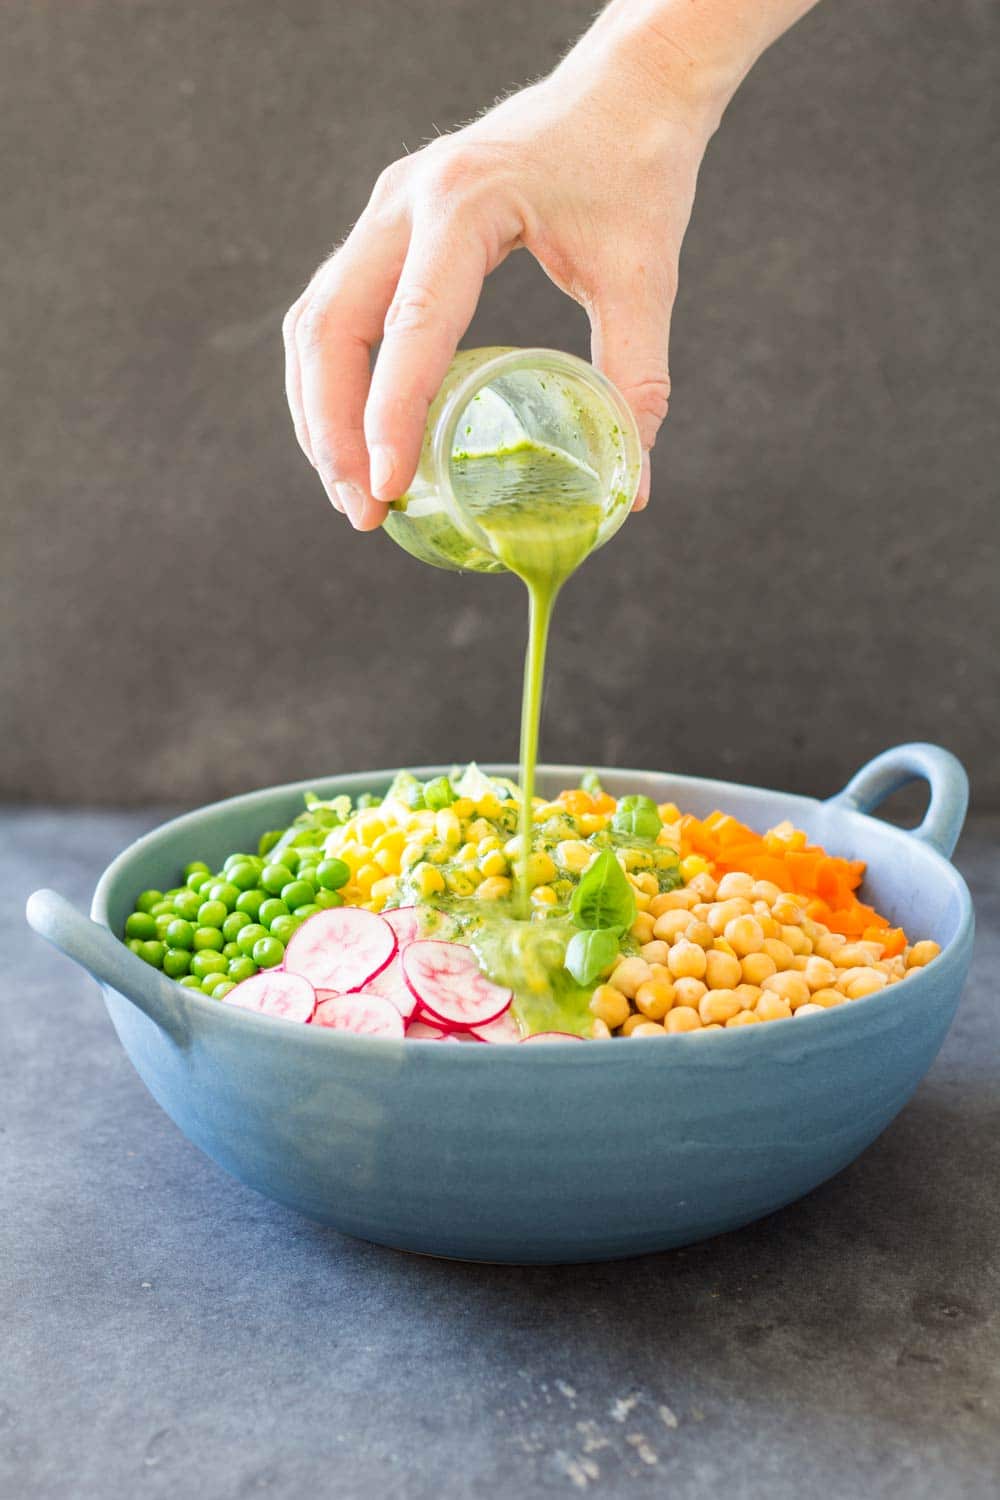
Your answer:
383,347 -> 642,573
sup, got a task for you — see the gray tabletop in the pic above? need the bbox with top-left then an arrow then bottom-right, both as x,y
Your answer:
3,808 -> 998,1500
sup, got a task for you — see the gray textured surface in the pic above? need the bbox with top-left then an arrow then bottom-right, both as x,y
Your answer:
3,807 -> 999,1500
3,0 -> 999,807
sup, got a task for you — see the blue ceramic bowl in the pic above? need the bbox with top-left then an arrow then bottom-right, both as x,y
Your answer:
27,743 -> 973,1263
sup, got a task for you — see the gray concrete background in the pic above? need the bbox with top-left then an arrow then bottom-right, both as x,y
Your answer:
3,0 -> 998,808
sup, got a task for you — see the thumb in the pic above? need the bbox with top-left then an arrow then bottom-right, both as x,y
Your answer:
588,268 -> 674,510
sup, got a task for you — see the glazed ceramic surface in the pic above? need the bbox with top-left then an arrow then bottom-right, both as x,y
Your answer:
27,744 -> 973,1263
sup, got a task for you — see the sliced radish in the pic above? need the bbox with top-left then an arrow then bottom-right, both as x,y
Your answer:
471,1009 -> 523,1044
521,1031 -> 585,1043
382,905 -> 423,948
312,992 -> 404,1038
221,970 -> 316,1024
359,957 -> 417,1021
406,1019 -> 454,1040
284,908 -> 395,995
402,940 -> 513,1030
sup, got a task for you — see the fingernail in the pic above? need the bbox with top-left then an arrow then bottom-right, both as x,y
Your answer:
369,444 -> 395,499
336,482 -> 368,528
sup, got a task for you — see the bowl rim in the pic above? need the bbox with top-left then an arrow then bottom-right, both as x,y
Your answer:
91,762 -> 975,1054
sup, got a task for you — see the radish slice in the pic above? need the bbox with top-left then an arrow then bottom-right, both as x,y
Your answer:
358,957 -> 417,1021
402,940 -> 513,1030
313,992 -> 404,1038
285,908 -> 395,995
221,970 -> 316,1024
521,1031 -> 585,1043
471,1009 -> 523,1044
382,906 -> 423,948
406,1019 -> 454,1040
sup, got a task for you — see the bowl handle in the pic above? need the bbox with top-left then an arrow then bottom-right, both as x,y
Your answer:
26,889 -> 190,1047
825,742 -> 969,859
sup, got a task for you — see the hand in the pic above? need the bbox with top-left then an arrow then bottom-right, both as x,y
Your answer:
283,2 -> 798,529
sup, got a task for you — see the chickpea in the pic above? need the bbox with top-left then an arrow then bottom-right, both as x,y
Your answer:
668,940 -> 708,981
716,871 -> 755,900
763,937 -> 796,970
726,1009 -> 761,1026
707,898 -> 752,934
699,989 -> 742,1024
810,987 -> 845,1009
686,873 -> 718,901
621,1012 -> 653,1036
841,971 -> 887,1000
701,1023 -> 724,1031
907,940 -> 942,969
665,1006 -> 702,1033
773,899 -> 805,925
724,916 -> 766,957
684,920 -> 716,950
589,985 -> 632,1031
630,912 -> 656,945
834,943 -> 874,969
752,880 -> 783,906
756,993 -> 793,1022
802,957 -> 838,990
673,977 -> 708,1007
608,957 -> 652,1000
635,979 -> 676,1020
640,940 -> 671,966
741,952 -> 777,985
647,962 -> 674,985
780,924 -> 813,955
653,909 -> 694,943
814,932 -> 847,960
705,950 -> 742,990
794,1002 -> 826,1018
591,1017 -> 612,1040
761,972 -> 811,1009
734,983 -> 763,1008
649,888 -> 698,916
630,1021 -> 668,1038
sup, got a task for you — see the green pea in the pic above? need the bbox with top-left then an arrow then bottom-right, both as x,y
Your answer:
227,955 -> 258,983
212,980 -> 237,999
293,903 -> 321,921
179,974 -> 203,989
149,900 -> 175,918
154,914 -> 175,941
186,871 -> 207,892
281,880 -> 316,912
165,918 -> 195,950
222,910 -> 252,942
126,937 -> 145,955
261,864 -> 294,896
314,889 -> 343,910
164,887 -> 184,901
193,926 -> 225,952
268,914 -> 300,945
184,861 -> 211,879
197,900 -> 228,930
208,881 -> 239,912
201,970 -> 232,996
259,897 -> 289,928
139,939 -> 166,969
169,890 -> 199,922
317,858 -> 350,892
258,829 -> 283,858
125,911 -> 157,941
227,861 -> 260,892
423,776 -> 456,811
237,923 -> 269,957
163,948 -> 191,979
252,935 -> 285,969
279,848 -> 300,873
135,889 -> 163,915
190,950 -> 227,979
223,852 -> 252,873
235,889 -> 265,920
221,941 -> 240,959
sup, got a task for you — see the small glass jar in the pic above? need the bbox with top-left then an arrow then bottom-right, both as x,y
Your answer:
383,347 -> 642,573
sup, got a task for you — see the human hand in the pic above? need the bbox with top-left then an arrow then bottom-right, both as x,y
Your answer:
283,1 -> 807,529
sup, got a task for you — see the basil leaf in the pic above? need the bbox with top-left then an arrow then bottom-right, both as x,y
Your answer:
570,848 -> 636,934
612,794 -> 662,841
565,927 -> 620,986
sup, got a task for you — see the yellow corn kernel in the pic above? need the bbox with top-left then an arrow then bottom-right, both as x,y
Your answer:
531,885 -> 558,906
476,835 -> 503,855
413,862 -> 446,897
337,841 -> 366,873
355,862 -> 382,892
475,793 -> 503,820
373,828 -> 405,858
525,851 -> 557,888
479,849 -> 508,878
476,875 -> 512,902
455,841 -> 478,866
435,809 -> 463,847
680,854 -> 709,881
451,797 -> 475,819
658,801 -> 681,822
503,834 -> 526,859
555,839 -> 593,874
467,817 -> 494,843
374,846 -> 402,875
634,872 -> 659,896
534,800 -> 563,820
633,890 -> 652,913
401,841 -> 426,871
445,870 -> 478,898
370,876 -> 398,907
579,813 -> 604,835
355,813 -> 387,844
